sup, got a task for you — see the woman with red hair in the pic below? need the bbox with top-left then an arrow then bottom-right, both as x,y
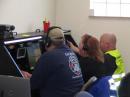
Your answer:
69,34 -> 106,82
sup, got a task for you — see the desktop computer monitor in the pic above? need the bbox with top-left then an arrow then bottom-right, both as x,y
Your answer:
65,34 -> 78,47
17,47 -> 26,59
0,46 -> 23,77
26,42 -> 41,71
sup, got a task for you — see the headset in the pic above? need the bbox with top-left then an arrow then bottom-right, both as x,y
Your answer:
45,26 -> 62,47
83,35 -> 92,51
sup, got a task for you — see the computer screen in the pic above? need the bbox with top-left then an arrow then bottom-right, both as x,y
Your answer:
0,46 -> 23,77
65,34 -> 78,47
27,42 -> 41,71
17,47 -> 26,59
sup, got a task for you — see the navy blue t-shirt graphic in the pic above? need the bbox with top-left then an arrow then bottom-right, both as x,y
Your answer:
31,45 -> 83,97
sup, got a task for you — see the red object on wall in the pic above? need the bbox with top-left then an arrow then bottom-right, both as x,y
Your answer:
43,21 -> 50,33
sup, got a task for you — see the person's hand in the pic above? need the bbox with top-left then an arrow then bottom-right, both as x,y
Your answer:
67,41 -> 79,53
67,41 -> 74,48
21,70 -> 32,79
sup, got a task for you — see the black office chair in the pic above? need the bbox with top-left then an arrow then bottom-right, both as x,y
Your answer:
81,76 -> 97,91
75,91 -> 93,97
74,76 -> 97,97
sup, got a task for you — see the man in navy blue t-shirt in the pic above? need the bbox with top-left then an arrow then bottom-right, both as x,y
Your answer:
31,26 -> 83,97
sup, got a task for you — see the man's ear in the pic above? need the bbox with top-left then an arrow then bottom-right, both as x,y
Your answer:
45,44 -> 56,52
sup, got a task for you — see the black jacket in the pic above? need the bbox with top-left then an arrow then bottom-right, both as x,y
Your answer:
79,57 -> 106,82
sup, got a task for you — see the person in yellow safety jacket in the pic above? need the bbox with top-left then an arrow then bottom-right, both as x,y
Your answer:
100,33 -> 125,83
105,50 -> 125,81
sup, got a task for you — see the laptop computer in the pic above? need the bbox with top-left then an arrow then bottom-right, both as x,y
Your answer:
0,46 -> 23,77
0,75 -> 31,97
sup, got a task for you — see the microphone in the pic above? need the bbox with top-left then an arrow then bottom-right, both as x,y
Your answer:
0,24 -> 15,31
0,24 -> 15,44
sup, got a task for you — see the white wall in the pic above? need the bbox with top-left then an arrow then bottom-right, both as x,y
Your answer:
0,0 -> 56,33
56,0 -> 130,72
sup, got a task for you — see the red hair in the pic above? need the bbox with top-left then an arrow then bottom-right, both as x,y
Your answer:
80,34 -> 104,62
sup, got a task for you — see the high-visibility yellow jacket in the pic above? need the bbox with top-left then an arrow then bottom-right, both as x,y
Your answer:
105,49 -> 125,81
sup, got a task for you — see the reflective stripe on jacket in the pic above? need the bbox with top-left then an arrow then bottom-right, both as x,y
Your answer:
106,50 -> 125,81
105,50 -> 125,75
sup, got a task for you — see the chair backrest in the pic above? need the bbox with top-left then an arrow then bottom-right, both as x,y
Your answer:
0,75 -> 31,97
75,91 -> 93,97
81,76 -> 97,91
74,77 -> 96,97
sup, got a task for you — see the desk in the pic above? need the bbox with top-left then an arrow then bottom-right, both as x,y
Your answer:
3,31 -> 77,73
